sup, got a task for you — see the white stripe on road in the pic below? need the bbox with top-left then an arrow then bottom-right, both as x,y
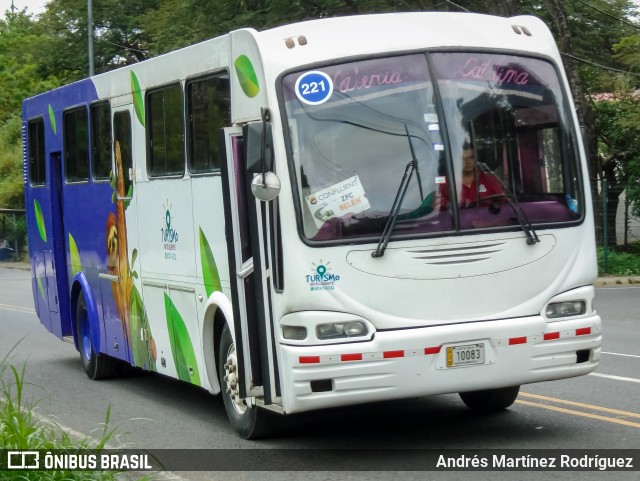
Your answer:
589,372 -> 640,384
602,351 -> 640,359
0,303 -> 35,314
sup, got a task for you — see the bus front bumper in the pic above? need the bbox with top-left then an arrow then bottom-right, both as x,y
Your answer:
277,314 -> 601,414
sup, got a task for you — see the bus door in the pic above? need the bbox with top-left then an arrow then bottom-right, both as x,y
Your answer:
46,151 -> 72,339
220,127 -> 280,406
97,107 -> 136,363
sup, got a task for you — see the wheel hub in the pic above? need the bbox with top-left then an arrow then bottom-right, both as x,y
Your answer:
224,344 -> 247,415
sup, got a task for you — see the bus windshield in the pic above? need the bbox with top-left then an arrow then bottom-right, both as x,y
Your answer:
282,52 -> 582,243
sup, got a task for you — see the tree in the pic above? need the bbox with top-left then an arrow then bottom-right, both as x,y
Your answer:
0,116 -> 23,208
592,91 -> 640,245
0,11 -> 64,208
610,35 -> 640,221
36,0 -> 158,79
538,0 -> 640,245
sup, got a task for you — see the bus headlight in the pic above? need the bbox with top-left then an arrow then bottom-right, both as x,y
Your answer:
282,325 -> 307,340
316,321 -> 369,340
280,312 -> 374,345
545,301 -> 586,319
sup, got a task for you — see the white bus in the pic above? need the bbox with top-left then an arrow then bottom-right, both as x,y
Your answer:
23,12 -> 601,438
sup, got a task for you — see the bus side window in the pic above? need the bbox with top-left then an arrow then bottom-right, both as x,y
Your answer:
28,118 -> 46,186
63,107 -> 90,183
91,101 -> 112,181
113,111 -> 133,196
147,83 -> 185,177
186,74 -> 231,174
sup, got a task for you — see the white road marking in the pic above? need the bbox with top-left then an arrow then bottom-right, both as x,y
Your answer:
602,351 -> 640,359
588,372 -> 640,384
0,303 -> 35,314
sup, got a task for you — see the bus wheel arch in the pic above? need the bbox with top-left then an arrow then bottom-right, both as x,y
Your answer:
70,275 -> 117,380
70,275 -> 99,354
203,292 -> 272,439
202,292 -> 235,394
218,323 -> 272,439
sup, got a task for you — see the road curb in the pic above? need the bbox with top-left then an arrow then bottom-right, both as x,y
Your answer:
595,276 -> 640,287
0,262 -> 30,271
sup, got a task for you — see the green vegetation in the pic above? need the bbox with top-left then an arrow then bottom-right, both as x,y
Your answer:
0,348 -> 120,480
0,117 -> 23,209
598,243 -> 640,276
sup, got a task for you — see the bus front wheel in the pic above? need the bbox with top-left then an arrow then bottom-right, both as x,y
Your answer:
76,291 -> 117,380
459,385 -> 520,412
218,324 -> 271,439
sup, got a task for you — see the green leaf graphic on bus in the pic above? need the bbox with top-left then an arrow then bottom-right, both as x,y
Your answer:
68,233 -> 82,277
164,293 -> 201,386
130,285 -> 157,371
130,71 -> 145,127
199,227 -> 221,298
234,55 -> 260,98
33,199 -> 47,242
48,104 -> 56,134
36,276 -> 45,300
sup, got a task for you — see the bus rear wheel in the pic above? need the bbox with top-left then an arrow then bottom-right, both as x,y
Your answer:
218,324 -> 271,439
459,385 -> 520,412
76,291 -> 117,380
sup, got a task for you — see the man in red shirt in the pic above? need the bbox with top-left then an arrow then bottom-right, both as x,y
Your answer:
439,146 -> 503,210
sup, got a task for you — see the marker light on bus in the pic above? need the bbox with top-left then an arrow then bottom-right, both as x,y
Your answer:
545,301 -> 586,319
316,321 -> 369,340
282,325 -> 307,341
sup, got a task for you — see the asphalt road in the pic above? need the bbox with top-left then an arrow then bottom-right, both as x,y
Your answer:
0,267 -> 638,481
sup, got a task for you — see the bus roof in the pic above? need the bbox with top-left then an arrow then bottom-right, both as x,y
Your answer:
253,13 -> 559,76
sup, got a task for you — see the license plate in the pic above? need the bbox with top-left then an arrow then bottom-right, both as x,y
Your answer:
446,343 -> 485,368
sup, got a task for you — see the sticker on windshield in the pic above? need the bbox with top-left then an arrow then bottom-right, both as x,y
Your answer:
295,71 -> 334,105
305,175 -> 370,228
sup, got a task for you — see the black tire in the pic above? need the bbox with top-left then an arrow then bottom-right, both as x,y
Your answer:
218,324 -> 272,439
76,291 -> 118,380
459,385 -> 520,412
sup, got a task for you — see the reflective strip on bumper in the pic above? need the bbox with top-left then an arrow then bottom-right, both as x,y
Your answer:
297,325 -> 601,365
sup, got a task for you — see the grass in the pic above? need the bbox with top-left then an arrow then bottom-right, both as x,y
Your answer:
598,242 -> 640,276
0,346 -> 123,480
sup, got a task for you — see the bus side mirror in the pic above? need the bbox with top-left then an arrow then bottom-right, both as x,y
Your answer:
251,172 -> 281,202
243,120 -> 273,174
244,118 -> 280,201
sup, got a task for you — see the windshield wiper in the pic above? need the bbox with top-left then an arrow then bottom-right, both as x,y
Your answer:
477,162 -> 540,246
371,159 -> 418,258
372,125 -> 423,258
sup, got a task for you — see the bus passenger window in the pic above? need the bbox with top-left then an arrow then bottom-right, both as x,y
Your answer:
28,118 -> 46,186
91,101 -> 112,181
147,83 -> 185,177
187,74 -> 231,174
63,107 -> 90,183
113,111 -> 133,196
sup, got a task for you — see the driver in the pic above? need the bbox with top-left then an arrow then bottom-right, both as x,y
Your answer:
439,144 -> 503,210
